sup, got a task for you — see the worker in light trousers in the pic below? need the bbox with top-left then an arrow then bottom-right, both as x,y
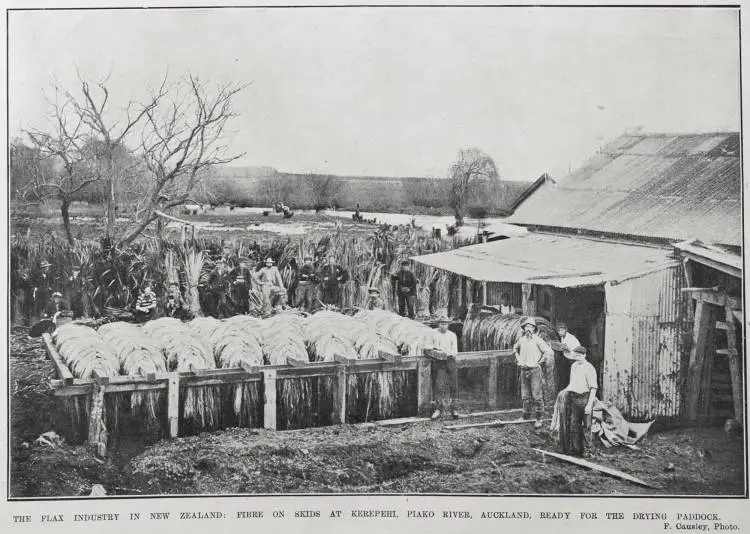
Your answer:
513,317 -> 553,428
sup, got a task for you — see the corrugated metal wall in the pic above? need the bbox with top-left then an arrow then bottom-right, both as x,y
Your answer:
604,262 -> 688,421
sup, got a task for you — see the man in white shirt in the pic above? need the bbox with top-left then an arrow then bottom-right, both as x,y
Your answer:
555,321 -> 580,391
559,345 -> 598,457
514,317 -> 553,428
499,293 -> 515,315
431,315 -> 459,420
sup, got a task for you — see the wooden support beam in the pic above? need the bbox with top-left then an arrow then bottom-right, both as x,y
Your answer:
690,290 -> 736,308
167,375 -> 180,438
481,281 -> 487,306
724,303 -> 743,425
88,382 -> 108,458
681,286 -> 720,293
334,353 -> 356,365
532,449 -> 659,489
42,334 -> 75,385
91,369 -> 110,385
263,369 -> 277,430
333,364 -> 347,425
716,348 -> 739,356
416,358 -> 432,416
487,357 -> 499,409
378,351 -> 402,363
686,300 -> 712,420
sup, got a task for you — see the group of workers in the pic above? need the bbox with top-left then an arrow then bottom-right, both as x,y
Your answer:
428,315 -> 598,458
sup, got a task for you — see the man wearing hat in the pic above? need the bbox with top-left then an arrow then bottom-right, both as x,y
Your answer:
258,257 -> 286,314
555,345 -> 598,457
366,287 -> 386,310
431,315 -> 459,419
295,256 -> 318,312
513,317 -> 553,428
164,282 -> 187,319
555,321 -> 581,389
392,260 -> 418,319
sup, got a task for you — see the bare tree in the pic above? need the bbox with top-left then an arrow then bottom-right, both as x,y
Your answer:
448,147 -> 499,226
118,74 -> 246,246
60,71 -> 171,239
306,173 -> 342,211
18,98 -> 103,244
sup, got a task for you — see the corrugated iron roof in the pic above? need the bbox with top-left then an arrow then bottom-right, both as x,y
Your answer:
412,233 -> 676,287
509,133 -> 741,246
674,238 -> 742,278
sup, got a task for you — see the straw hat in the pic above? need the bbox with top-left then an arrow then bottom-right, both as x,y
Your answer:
265,257 -> 274,265
437,313 -> 451,324
52,292 -> 62,298
521,317 -> 537,330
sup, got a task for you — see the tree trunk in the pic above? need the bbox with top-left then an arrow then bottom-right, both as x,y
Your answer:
60,197 -> 75,245
453,206 -> 464,227
104,151 -> 116,239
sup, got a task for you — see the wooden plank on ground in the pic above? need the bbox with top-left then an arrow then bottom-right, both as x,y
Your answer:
455,408 -> 522,419
263,369 -> 277,430
42,333 -> 74,385
167,375 -> 180,438
686,300 -> 712,421
445,418 -> 550,431
532,448 -> 659,489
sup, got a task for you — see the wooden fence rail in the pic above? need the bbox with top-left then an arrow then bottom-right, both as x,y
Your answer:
42,333 -> 515,454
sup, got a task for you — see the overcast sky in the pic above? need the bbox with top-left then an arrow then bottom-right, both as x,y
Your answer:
9,7 -> 740,181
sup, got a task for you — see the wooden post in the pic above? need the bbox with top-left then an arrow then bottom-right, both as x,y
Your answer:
88,382 -> 108,458
481,281 -> 487,305
686,301 -> 711,421
521,283 -> 535,316
724,303 -> 743,425
263,369 -> 277,430
334,364 -> 347,424
487,357 -> 499,408
466,278 -> 473,306
416,358 -> 432,416
457,276 -> 463,308
167,375 -> 180,438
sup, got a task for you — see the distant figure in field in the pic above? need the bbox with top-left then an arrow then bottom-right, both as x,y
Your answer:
258,257 -> 286,314
318,255 -> 349,307
295,256 -> 318,312
366,287 -> 385,310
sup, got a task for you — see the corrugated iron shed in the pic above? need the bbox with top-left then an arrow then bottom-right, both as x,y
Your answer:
412,233 -> 675,287
674,239 -> 742,279
508,133 -> 741,246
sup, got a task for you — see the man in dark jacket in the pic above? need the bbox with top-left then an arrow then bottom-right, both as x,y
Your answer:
318,255 -> 348,307
295,256 -> 318,312
392,260 -> 418,319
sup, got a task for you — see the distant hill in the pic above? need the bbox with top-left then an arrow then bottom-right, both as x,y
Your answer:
205,166 -> 546,215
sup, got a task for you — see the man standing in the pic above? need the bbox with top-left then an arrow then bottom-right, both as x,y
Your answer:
32,261 -> 54,320
392,260 -> 418,319
513,317 -> 553,428
555,345 -> 598,458
258,257 -> 286,314
430,315 -> 459,420
43,292 -> 68,322
230,258 -> 252,314
295,256 -> 318,312
164,282 -> 187,319
135,286 -> 157,323
555,321 -> 581,391
365,287 -> 385,310
318,255 -> 348,307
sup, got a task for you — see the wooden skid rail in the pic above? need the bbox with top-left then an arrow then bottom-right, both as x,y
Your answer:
45,344 -> 519,443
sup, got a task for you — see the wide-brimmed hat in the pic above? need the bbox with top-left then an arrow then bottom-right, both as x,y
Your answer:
437,314 -> 451,324
40,261 -> 52,268
556,321 -> 568,329
368,287 -> 380,294
265,257 -> 274,264
521,318 -> 537,330
565,345 -> 587,360
52,292 -> 63,298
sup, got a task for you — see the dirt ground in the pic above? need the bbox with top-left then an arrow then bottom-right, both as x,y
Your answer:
9,328 -> 746,497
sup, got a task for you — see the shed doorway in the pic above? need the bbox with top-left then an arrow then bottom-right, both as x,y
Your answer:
549,285 -> 606,394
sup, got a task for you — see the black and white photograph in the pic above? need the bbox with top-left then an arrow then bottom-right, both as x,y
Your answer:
5,2 -> 746,505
